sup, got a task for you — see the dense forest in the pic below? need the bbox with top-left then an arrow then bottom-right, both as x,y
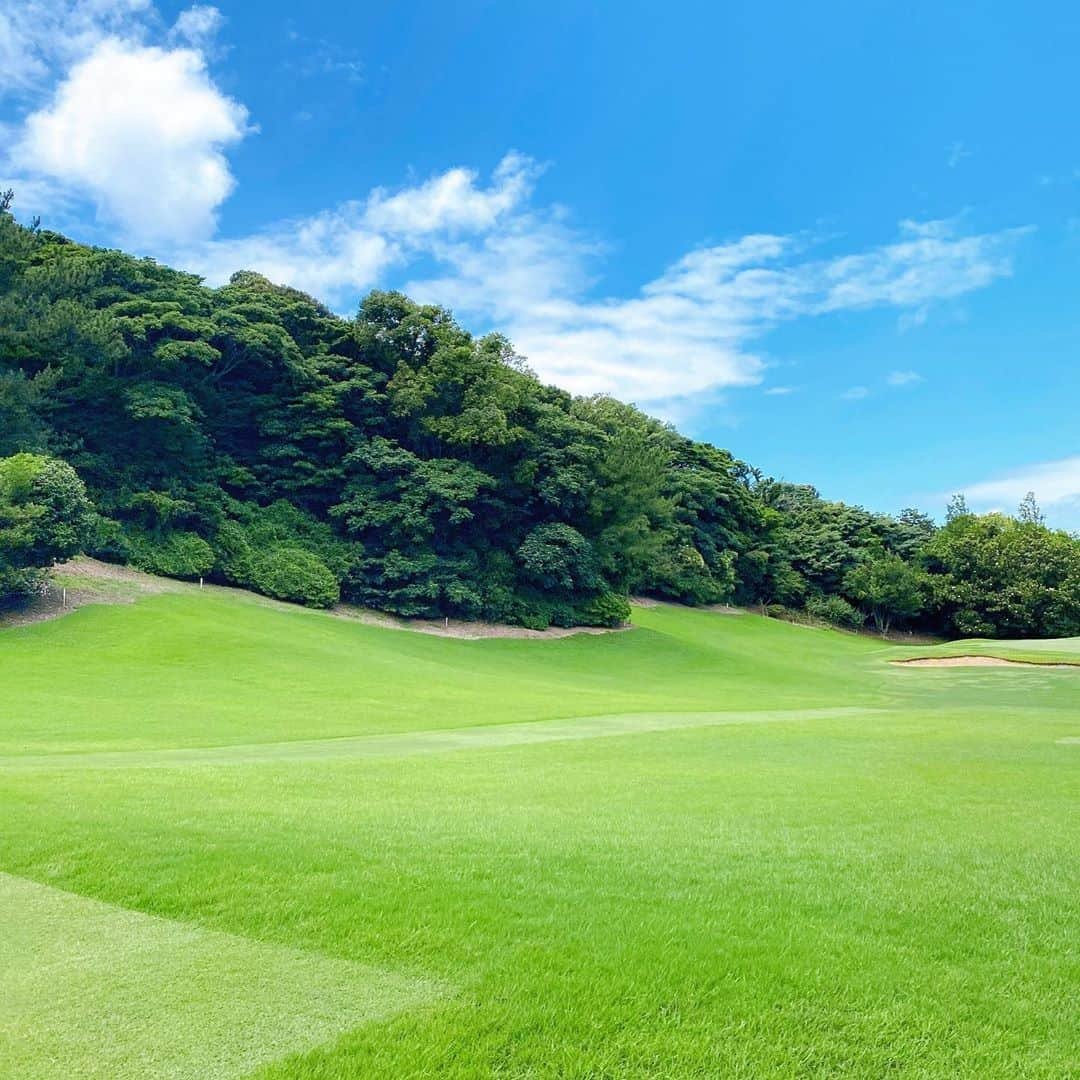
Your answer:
2,195 -> 1078,636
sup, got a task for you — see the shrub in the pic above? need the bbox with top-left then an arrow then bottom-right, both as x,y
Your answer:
87,515 -> 132,563
216,500 -> 356,583
212,519 -> 256,586
576,590 -> 631,628
512,596 -> 577,630
806,594 -> 864,629
516,605 -> 551,631
0,565 -> 45,608
646,543 -> 730,605
953,609 -> 995,638
249,546 -> 340,608
127,530 -> 215,579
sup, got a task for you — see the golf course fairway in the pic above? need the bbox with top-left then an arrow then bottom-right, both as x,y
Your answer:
2,586 -> 1078,1078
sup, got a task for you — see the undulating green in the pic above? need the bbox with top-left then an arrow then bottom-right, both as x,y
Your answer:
1,584 -> 1077,1078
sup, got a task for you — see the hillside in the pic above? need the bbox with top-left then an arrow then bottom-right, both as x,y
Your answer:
2,200 -> 1079,637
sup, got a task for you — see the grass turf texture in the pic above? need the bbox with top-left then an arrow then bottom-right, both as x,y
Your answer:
1,590 -> 1078,1077
1,873 -> 440,1080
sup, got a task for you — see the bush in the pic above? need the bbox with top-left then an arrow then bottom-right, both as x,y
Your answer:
0,565 -> 45,608
576,590 -> 631,628
806,594 -> 864,629
212,519 -> 256,586
215,500 -> 355,585
516,606 -> 551,631
249,546 -> 340,608
645,544 -> 730,605
87,515 -> 132,563
127,530 -> 215,579
953,609 -> 995,638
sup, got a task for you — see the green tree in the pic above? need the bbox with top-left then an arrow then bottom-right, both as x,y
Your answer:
844,554 -> 925,634
1017,491 -> 1045,526
0,453 -> 95,604
923,512 -> 1080,637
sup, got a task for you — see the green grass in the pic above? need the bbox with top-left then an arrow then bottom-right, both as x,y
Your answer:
1,590 -> 1078,1077
2,872 -> 440,1080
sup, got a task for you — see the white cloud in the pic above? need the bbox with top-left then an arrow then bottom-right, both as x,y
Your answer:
961,457 -> 1080,508
764,386 -> 797,395
0,0 -> 153,95
887,370 -> 923,387
841,386 -> 870,401
811,218 -> 1026,312
180,153 -> 547,304
15,37 -> 249,244
187,182 -> 1029,402
365,153 -> 541,236
2,7 -> 1033,406
185,204 -> 399,302
169,5 -> 223,49
0,10 -> 48,89
394,207 -> 1026,402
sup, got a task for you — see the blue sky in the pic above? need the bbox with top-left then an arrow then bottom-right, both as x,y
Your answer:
3,0 -> 1079,527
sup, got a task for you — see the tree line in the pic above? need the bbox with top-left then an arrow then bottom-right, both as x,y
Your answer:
2,197 -> 1078,636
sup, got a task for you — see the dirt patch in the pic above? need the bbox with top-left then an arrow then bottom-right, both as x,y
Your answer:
331,604 -> 633,640
632,598 -> 748,615
2,558 -> 633,640
0,558 -> 181,629
892,655 -> 1079,669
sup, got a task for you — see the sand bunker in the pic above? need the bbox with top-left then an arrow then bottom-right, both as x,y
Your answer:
892,655 -> 1078,669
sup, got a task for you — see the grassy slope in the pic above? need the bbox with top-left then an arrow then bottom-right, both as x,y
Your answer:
1,591 -> 1078,1077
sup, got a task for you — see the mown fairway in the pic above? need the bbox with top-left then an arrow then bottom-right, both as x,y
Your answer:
1,588 -> 1078,1078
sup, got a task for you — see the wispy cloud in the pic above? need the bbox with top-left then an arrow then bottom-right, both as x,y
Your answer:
0,0 -> 154,95
764,386 -> 797,396
841,386 -> 870,401
961,458 -> 1080,509
887,370 -> 923,387
936,457 -> 1080,530
169,5 -> 224,52
117,156 -> 1043,401
947,141 -> 972,168
400,210 -> 1028,402
283,26 -> 364,84
1037,167 -> 1080,187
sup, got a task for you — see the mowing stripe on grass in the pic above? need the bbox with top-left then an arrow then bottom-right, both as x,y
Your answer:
0,872 -> 443,1080
0,708 -> 880,770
